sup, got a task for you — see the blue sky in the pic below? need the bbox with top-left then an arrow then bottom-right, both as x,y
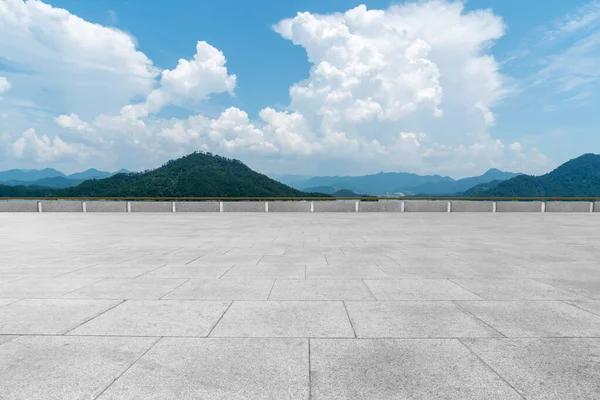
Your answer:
1,0 -> 599,177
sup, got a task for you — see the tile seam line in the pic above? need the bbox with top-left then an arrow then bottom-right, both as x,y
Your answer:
92,336 -> 163,400
132,263 -> 170,278
558,300 -> 600,318
361,279 -> 379,300
342,301 -> 358,338
205,300 -> 234,337
158,278 -> 191,300
446,278 -> 486,300
457,338 -> 527,400
61,299 -> 126,335
452,300 -> 508,338
531,278 -> 596,301
59,277 -> 110,297
267,279 -> 277,300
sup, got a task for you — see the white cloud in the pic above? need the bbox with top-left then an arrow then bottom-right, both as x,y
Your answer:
55,113 -> 94,133
1,0 -> 554,176
0,77 -> 10,94
11,128 -> 91,162
0,0 -> 158,117
545,1 -> 600,41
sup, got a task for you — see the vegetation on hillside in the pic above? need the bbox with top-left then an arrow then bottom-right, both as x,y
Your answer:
464,154 -> 600,197
0,152 -> 328,198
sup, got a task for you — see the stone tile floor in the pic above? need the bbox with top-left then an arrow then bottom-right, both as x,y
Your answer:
1,213 -> 600,399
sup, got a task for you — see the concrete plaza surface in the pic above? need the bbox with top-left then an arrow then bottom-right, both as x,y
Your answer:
0,213 -> 599,399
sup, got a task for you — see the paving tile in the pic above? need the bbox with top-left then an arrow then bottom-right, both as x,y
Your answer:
0,277 -> 102,298
0,298 -> 20,307
0,266 -> 88,279
451,279 -> 583,300
222,264 -> 305,279
458,300 -> 600,337
306,264 -> 390,279
463,338 -> 600,400
345,301 -> 500,338
142,264 -> 234,278
365,279 -> 482,300
310,339 -> 523,399
0,335 -> 157,400
96,338 -> 308,400
539,279 -> 600,299
163,279 -> 273,300
379,264 -> 466,279
0,299 -> 121,334
565,300 -> 600,317
210,301 -> 354,338
62,264 -> 162,278
0,335 -> 18,347
62,278 -> 187,299
69,300 -> 230,336
269,279 -> 375,300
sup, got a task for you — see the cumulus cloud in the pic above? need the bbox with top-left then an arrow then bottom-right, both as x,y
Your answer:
0,77 -> 10,94
11,128 -> 91,162
0,0 -> 158,117
2,0 -> 554,176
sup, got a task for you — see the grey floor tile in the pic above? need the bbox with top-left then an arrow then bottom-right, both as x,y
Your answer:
345,301 -> 500,338
0,335 -> 18,347
142,264 -> 234,278
0,299 -> 121,334
0,277 -> 102,298
210,301 -> 354,338
0,298 -> 20,307
0,335 -> 157,400
539,279 -> 600,299
379,264 -> 466,279
163,279 -> 274,300
62,278 -> 187,299
69,300 -> 230,336
451,279 -> 583,300
96,338 -> 308,400
310,339 -> 523,399
565,300 -> 600,317
269,279 -> 375,300
222,265 -> 305,279
459,300 -> 600,337
306,264 -> 390,279
463,338 -> 600,399
365,279 -> 482,300
62,264 -> 163,278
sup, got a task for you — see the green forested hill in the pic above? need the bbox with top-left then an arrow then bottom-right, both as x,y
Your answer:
464,154 -> 600,197
0,152 -> 325,198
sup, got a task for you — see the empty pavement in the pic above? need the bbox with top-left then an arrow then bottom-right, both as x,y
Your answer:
1,213 -> 600,399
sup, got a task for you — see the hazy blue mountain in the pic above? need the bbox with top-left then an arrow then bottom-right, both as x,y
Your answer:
298,172 -> 454,195
270,174 -> 315,188
0,168 -> 135,187
403,168 -> 522,195
0,168 -> 65,182
67,168 -> 113,180
464,154 -> 600,197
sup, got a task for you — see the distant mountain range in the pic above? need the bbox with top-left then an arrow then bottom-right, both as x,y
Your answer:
2,152 -> 600,198
273,168 -> 521,196
465,153 -> 600,197
0,168 -> 132,188
0,152 -> 324,198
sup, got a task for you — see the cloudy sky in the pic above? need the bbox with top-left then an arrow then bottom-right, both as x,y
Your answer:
1,0 -> 599,177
